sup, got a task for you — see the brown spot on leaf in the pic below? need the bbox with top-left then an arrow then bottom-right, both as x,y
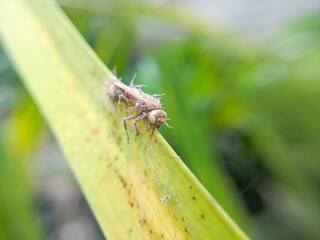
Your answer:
91,127 -> 100,136
139,218 -> 146,228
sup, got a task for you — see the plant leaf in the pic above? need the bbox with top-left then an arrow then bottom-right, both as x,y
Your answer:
0,0 -> 249,239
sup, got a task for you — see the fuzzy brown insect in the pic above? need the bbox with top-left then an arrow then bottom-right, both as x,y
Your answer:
107,76 -> 172,143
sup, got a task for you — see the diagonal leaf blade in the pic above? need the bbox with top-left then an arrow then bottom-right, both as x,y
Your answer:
0,0 -> 249,239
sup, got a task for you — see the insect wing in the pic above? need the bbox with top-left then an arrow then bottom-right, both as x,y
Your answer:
113,81 -> 144,102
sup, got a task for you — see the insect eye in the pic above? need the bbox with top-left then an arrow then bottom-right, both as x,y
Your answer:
148,110 -> 167,128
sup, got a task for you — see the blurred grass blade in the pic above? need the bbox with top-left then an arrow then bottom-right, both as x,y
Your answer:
0,127 -> 46,240
0,0 -> 249,239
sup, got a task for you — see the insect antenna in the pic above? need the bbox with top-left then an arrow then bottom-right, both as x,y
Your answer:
165,122 -> 174,129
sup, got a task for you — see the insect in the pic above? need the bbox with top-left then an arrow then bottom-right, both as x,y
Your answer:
107,76 -> 172,143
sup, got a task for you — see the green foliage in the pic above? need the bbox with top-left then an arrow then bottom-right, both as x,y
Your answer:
0,58 -> 46,239
1,0 -> 320,239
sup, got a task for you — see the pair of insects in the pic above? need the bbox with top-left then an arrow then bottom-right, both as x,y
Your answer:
107,75 -> 172,143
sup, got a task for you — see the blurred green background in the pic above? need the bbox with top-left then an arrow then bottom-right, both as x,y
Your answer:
1,0 -> 320,239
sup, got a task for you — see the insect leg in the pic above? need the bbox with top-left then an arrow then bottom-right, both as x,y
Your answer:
145,127 -> 155,148
120,94 -> 135,105
129,73 -> 137,88
128,73 -> 146,89
152,94 -> 165,97
131,112 -> 148,135
123,113 -> 140,144
135,84 -> 147,88
112,67 -> 117,76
